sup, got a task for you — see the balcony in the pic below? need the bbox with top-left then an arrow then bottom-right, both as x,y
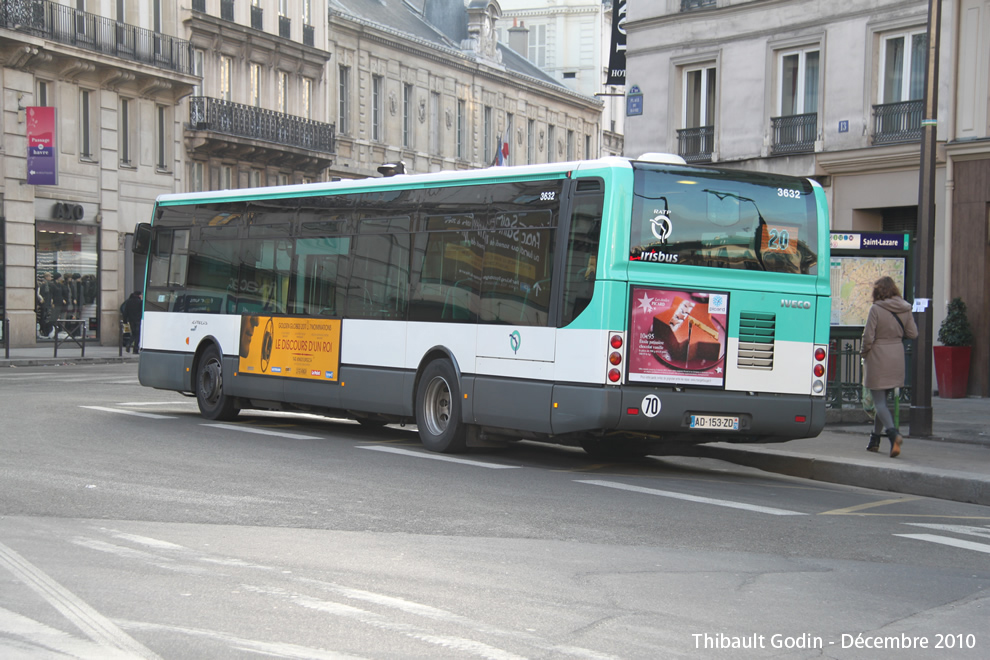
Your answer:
221,0 -> 234,22
872,100 -> 923,145
676,125 -> 714,163
279,15 -> 291,39
192,0 -> 205,11
303,23 -> 314,47
0,0 -> 193,74
189,96 -> 335,158
251,6 -> 263,30
770,113 -> 817,155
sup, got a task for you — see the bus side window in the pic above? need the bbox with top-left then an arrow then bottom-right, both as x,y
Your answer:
560,193 -> 603,326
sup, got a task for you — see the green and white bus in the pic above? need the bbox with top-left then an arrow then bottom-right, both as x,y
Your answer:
134,155 -> 830,455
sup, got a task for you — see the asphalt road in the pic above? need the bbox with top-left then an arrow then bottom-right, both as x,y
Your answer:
1,363 -> 988,659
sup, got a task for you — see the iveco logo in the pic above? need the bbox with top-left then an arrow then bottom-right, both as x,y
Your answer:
781,299 -> 811,309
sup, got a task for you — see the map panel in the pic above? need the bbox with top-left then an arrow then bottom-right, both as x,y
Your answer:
830,257 -> 906,327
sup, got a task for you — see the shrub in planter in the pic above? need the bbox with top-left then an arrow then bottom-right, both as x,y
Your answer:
933,297 -> 973,398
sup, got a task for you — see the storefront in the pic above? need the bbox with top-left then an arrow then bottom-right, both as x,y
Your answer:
34,202 -> 100,341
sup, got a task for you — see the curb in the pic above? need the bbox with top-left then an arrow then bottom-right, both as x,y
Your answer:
0,356 -> 138,368
696,445 -> 990,507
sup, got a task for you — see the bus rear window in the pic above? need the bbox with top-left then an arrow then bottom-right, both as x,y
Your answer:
629,164 -> 818,275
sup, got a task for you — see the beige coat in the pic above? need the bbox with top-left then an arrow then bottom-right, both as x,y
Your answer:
861,296 -> 918,390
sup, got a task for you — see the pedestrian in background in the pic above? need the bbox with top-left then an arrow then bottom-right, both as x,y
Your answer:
861,276 -> 918,457
121,290 -> 144,353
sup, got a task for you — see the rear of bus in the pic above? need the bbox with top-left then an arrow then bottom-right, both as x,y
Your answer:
602,159 -> 830,446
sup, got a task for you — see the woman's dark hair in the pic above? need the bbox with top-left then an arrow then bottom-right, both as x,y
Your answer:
872,276 -> 901,301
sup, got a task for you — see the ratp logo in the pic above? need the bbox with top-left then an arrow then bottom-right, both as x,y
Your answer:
509,330 -> 521,355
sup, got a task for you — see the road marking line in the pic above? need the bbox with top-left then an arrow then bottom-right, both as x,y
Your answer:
0,540 -> 162,659
903,523 -> 990,539
820,496 -> 922,515
576,480 -> 807,516
202,423 -> 320,440
894,533 -> 990,554
117,401 -> 197,406
80,405 -> 176,419
359,445 -> 521,469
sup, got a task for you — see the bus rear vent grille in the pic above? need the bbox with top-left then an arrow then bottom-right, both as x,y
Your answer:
737,312 -> 775,370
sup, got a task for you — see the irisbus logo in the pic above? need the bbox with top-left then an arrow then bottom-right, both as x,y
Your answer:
781,299 -> 811,309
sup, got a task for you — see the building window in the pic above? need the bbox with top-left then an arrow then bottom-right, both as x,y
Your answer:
80,90 -> 93,160
528,24 -> 547,68
403,83 -> 413,148
338,66 -> 350,135
527,118 -> 535,164
772,48 -> 819,155
881,30 -> 926,103
372,75 -> 383,142
156,105 -> 170,170
456,99 -> 465,159
873,29 -> 926,144
585,134 -> 591,159
35,222 -> 99,340
547,124 -> 555,163
37,81 -> 49,106
302,77 -> 312,119
120,98 -> 131,166
192,50 -> 204,97
222,165 -> 233,190
191,162 -> 205,192
250,170 -> 262,188
302,0 -> 311,24
220,55 -> 232,101
504,112 -> 513,165
278,71 -> 288,113
677,65 -> 716,163
484,105 -> 493,164
249,63 -> 261,107
430,91 -> 441,155
566,129 -> 574,161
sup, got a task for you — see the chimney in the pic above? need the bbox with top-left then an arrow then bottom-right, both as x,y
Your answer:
508,19 -> 529,57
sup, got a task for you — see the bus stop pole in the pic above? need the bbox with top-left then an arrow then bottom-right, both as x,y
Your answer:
909,0 -> 941,438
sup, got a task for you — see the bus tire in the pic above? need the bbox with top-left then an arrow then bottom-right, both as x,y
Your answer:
196,345 -> 239,421
415,360 -> 467,453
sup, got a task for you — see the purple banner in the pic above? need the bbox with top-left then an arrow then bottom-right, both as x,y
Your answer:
27,106 -> 57,186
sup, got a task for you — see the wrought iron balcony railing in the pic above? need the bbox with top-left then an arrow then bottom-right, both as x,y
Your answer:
676,125 -> 714,163
192,0 -> 205,12
872,100 -> 923,145
0,0 -> 194,74
251,6 -> 263,30
189,96 -> 336,153
303,23 -> 314,47
681,0 -> 716,10
279,15 -> 291,39
770,112 -> 817,155
221,0 -> 234,22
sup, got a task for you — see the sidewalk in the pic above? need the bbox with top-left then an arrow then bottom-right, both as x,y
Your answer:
2,344 -> 987,506
697,395 -> 990,507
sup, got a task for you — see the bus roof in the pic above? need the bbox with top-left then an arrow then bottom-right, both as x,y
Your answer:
155,157 -> 636,207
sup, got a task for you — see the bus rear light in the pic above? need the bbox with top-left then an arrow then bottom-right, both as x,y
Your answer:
627,407 -> 639,415
609,351 -> 622,365
608,368 -> 621,382
610,334 -> 623,349
814,364 -> 825,377
605,331 -> 625,384
815,347 -> 826,361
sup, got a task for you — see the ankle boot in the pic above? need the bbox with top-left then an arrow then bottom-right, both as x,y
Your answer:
866,433 -> 881,453
886,428 -> 903,458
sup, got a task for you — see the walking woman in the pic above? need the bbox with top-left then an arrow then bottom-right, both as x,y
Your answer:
861,276 -> 918,457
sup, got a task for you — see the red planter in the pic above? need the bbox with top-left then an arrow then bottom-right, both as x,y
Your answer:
933,345 -> 972,398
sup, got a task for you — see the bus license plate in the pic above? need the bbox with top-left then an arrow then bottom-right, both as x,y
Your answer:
690,414 -> 739,430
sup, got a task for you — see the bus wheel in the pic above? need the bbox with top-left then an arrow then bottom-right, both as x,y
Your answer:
415,360 -> 467,453
196,345 -> 239,421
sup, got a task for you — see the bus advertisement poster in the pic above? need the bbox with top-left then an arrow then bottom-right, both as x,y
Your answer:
627,286 -> 728,387
238,315 -> 341,381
